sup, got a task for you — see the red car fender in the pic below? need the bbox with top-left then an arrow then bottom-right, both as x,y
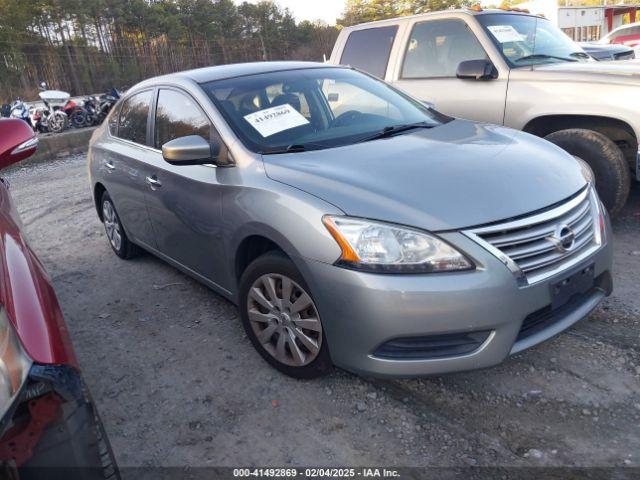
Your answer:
0,182 -> 78,368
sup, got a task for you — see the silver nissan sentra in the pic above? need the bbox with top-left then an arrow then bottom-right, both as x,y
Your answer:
88,61 -> 613,378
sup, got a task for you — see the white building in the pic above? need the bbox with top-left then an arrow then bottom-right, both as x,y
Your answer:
516,0 -> 640,41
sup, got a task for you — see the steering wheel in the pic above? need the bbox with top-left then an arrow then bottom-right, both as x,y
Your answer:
332,110 -> 364,128
239,95 -> 260,116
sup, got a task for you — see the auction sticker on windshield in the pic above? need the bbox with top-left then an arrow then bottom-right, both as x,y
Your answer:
244,104 -> 309,137
487,25 -> 523,43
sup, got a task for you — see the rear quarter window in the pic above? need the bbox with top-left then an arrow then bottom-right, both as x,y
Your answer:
340,26 -> 398,78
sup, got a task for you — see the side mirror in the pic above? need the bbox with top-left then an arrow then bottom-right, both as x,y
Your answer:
162,135 -> 221,166
456,59 -> 498,81
0,119 -> 38,170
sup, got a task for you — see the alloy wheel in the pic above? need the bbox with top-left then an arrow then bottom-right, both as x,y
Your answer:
247,274 -> 322,367
102,200 -> 122,251
49,114 -> 65,132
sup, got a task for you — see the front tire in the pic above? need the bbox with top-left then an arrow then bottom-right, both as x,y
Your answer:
48,112 -> 68,133
100,191 -> 139,259
545,129 -> 630,216
239,251 -> 333,379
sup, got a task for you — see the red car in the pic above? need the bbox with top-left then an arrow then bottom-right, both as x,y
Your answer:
601,21 -> 640,50
0,119 -> 118,479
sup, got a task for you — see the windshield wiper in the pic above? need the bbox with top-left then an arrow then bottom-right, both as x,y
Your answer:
514,53 -> 578,63
261,142 -> 332,155
261,122 -> 436,153
356,121 -> 435,144
261,144 -> 307,155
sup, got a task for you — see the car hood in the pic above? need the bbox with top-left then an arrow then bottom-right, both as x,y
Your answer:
580,43 -> 634,59
262,120 -> 586,231
579,43 -> 634,57
533,60 -> 640,78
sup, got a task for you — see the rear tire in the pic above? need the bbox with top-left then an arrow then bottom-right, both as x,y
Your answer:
100,191 -> 139,259
71,110 -> 88,128
545,129 -> 630,216
239,250 -> 333,379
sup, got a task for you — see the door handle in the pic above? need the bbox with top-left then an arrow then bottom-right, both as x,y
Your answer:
145,175 -> 162,189
104,160 -> 115,171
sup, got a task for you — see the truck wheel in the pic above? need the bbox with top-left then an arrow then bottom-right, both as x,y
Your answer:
545,129 -> 630,216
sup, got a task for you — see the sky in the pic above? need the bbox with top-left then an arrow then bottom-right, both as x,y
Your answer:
235,0 -> 347,25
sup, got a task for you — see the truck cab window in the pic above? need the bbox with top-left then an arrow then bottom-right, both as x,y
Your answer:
340,26 -> 398,78
402,19 -> 488,78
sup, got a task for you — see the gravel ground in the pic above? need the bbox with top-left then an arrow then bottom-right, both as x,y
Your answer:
5,154 -> 640,472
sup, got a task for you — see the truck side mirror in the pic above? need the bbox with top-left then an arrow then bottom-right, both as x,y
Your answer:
456,59 -> 498,81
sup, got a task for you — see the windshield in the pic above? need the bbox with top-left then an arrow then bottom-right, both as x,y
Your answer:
201,67 -> 446,153
477,14 -> 590,66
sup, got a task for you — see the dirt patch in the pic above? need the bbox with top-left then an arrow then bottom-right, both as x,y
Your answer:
6,154 -> 640,471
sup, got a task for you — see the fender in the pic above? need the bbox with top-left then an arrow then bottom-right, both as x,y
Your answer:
0,183 -> 77,368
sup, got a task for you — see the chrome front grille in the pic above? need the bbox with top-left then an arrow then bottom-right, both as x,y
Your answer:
465,186 -> 603,285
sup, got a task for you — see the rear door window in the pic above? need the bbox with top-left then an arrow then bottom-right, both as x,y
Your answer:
108,103 -> 120,136
117,91 -> 153,145
402,19 -> 488,79
340,26 -> 398,78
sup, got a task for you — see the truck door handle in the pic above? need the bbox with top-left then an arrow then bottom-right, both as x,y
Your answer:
104,160 -> 115,171
145,176 -> 162,189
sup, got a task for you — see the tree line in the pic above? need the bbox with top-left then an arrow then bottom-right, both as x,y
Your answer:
1,0 -> 471,103
0,0 -> 339,102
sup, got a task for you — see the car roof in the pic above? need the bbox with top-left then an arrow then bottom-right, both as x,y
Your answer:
610,20 -> 640,33
133,61 -> 334,89
340,8 -> 541,29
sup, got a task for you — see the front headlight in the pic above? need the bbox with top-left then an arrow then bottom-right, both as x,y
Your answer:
0,309 -> 32,415
322,216 -> 474,273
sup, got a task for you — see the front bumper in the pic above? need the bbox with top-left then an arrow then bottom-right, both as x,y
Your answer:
300,225 -> 613,378
0,365 -> 119,479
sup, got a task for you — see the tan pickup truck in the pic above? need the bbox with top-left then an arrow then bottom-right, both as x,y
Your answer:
330,8 -> 640,214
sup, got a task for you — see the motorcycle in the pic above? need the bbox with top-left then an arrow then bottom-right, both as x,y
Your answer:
9,99 -> 31,126
33,83 -> 70,134
62,98 -> 89,128
97,88 -> 121,123
81,96 -> 101,126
